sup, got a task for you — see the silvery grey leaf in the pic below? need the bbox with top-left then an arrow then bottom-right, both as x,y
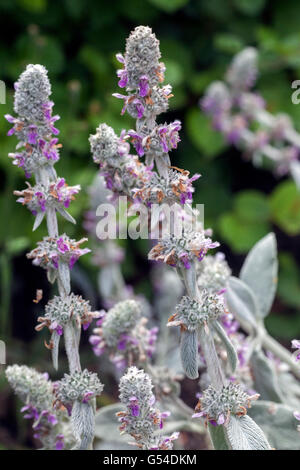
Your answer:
57,207 -> 76,224
51,330 -> 60,370
277,371 -> 300,409
225,415 -> 271,450
71,401 -> 95,450
240,233 -> 278,318
180,329 -> 199,379
213,320 -> 238,373
248,400 -> 300,450
208,422 -> 230,450
58,260 -> 71,295
225,276 -> 259,330
250,350 -> 284,403
32,211 -> 45,231
95,403 -> 128,443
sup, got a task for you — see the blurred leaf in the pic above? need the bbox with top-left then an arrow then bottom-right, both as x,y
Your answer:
234,190 -> 270,223
219,212 -> 270,253
6,237 -> 29,255
17,0 -> 47,12
186,108 -> 225,158
233,0 -> 266,16
269,181 -> 300,235
147,0 -> 189,13
278,252 -> 300,309
214,34 -> 244,54
164,59 -> 184,87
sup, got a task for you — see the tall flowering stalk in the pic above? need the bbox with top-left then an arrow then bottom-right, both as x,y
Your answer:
201,48 -> 300,186
87,26 -> 272,449
5,64 -> 103,449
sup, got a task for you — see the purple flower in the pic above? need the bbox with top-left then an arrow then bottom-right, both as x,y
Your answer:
117,69 -> 128,88
138,75 -> 149,97
129,397 -> 140,417
55,434 -> 64,450
57,237 -> 69,254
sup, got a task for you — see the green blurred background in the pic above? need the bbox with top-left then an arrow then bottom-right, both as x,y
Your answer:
1,0 -> 300,448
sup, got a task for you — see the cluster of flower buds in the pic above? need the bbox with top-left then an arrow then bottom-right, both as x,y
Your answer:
36,293 -> 100,368
5,365 -> 72,450
5,64 -> 61,178
54,369 -> 103,410
27,235 -> 90,275
197,252 -> 231,294
89,123 -> 146,197
193,382 -> 259,426
133,167 -> 200,206
117,367 -> 179,449
127,120 -> 181,161
168,291 -> 225,332
201,48 -> 300,183
89,300 -> 158,369
14,178 -> 80,230
148,229 -> 219,270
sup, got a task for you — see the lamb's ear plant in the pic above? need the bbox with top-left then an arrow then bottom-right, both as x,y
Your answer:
201,48 -> 300,187
4,27 -> 300,452
4,64 -> 103,449
88,25 -> 272,450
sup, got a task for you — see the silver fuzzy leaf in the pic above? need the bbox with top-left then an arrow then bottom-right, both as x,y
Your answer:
225,415 -> 271,450
240,233 -> 278,318
51,330 -> 61,370
180,329 -> 199,379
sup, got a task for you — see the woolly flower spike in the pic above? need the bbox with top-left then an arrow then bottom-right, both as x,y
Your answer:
14,178 -> 80,229
89,299 -> 157,369
5,64 -> 61,178
14,64 -> 52,122
148,229 -> 219,269
54,369 -> 103,407
27,235 -> 90,271
6,365 -> 53,412
121,26 -> 162,91
89,123 -> 129,166
168,292 -> 225,332
291,340 -> 300,361
193,383 -> 259,426
226,47 -> 258,92
5,365 -> 66,448
133,168 -> 200,205
197,253 -> 231,294
201,81 -> 231,117
117,367 -> 179,449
